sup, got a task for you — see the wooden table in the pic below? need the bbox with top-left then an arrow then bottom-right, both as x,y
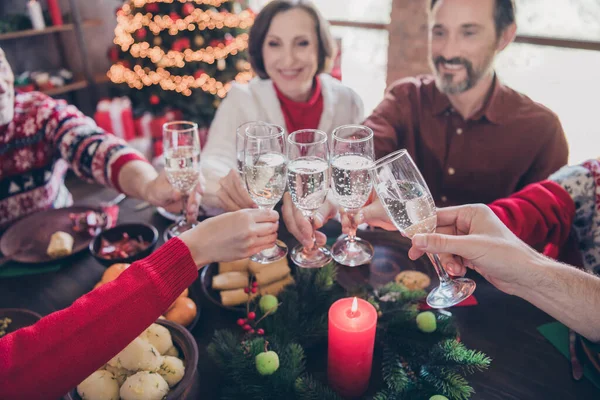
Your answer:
0,181 -> 598,399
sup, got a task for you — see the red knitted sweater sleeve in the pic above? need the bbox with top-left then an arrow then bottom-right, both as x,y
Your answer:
488,180 -> 575,249
0,238 -> 198,400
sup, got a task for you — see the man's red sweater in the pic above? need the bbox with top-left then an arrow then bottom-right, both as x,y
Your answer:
488,180 -> 576,259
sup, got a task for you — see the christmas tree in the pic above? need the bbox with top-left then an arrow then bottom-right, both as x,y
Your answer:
107,0 -> 254,126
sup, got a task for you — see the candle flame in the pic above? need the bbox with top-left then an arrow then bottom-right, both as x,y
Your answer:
351,297 -> 358,313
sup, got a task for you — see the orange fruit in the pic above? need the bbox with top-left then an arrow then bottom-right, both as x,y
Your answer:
164,297 -> 197,327
101,263 -> 130,283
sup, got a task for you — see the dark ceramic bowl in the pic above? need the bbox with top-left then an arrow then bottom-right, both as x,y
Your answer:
0,308 -> 42,337
199,262 -> 247,313
66,318 -> 199,400
90,223 -> 159,267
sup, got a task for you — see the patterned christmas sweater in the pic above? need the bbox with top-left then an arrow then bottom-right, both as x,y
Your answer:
0,92 -> 147,230
489,159 -> 600,274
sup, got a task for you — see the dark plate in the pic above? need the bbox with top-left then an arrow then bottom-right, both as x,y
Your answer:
200,263 -> 247,313
579,335 -> 600,376
65,319 -> 199,400
0,206 -> 99,265
0,308 -> 42,337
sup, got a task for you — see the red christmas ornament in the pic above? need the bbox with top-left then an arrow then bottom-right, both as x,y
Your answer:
248,329 -> 255,334
251,281 -> 258,288
257,328 -> 265,335
193,69 -> 205,79
107,46 -> 119,63
182,3 -> 195,16
242,324 -> 252,331
247,312 -> 256,321
149,95 -> 160,105
210,39 -> 221,48
135,28 -> 147,40
146,3 -> 160,13
244,287 -> 250,294
170,12 -> 181,21
237,318 -> 246,326
251,287 -> 257,294
171,38 -> 191,52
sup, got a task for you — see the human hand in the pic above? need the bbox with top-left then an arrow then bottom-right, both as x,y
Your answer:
352,197 -> 397,232
281,193 -> 337,249
407,204 -> 542,295
179,208 -> 279,267
216,170 -> 257,211
143,170 -> 204,223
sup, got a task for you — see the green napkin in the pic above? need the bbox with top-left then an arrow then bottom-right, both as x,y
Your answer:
0,263 -> 62,278
537,322 -> 600,390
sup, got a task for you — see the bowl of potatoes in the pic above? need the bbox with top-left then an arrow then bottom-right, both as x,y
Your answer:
66,318 -> 198,400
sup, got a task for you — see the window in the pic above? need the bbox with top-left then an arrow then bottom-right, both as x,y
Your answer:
496,0 -> 600,164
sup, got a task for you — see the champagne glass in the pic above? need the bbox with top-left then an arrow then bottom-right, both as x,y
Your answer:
371,149 -> 476,308
330,124 -> 375,266
163,121 -> 201,239
287,129 -> 332,268
243,123 -> 288,264
236,121 -> 260,175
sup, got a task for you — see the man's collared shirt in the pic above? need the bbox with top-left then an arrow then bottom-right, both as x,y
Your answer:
365,74 -> 569,206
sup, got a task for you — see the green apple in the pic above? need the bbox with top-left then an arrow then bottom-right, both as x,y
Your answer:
255,350 -> 280,376
416,311 -> 437,333
259,295 -> 278,314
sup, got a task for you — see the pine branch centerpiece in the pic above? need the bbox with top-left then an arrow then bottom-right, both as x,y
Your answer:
207,263 -> 491,399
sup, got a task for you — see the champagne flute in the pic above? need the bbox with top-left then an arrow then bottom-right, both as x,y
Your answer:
236,121 -> 260,175
330,124 -> 375,266
243,123 -> 288,263
371,149 -> 476,308
163,121 -> 201,239
287,129 -> 332,268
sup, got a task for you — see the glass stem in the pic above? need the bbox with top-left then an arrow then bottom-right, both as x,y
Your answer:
346,210 -> 358,243
304,212 -> 317,253
427,253 -> 451,284
180,193 -> 189,224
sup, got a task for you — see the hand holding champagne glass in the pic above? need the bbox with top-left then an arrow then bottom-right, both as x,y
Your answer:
243,123 -> 288,263
330,125 -> 375,266
371,150 -> 476,308
163,121 -> 201,239
287,129 -> 332,268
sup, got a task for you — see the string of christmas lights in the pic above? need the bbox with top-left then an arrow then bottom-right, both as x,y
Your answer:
123,34 -> 248,68
117,7 -> 253,38
108,63 -> 253,97
132,0 -> 231,7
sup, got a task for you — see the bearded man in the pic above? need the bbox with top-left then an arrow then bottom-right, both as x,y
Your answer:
365,0 -> 568,205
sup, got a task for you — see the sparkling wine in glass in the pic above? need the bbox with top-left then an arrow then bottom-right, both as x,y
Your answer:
371,149 -> 476,308
287,129 -> 332,268
330,125 -> 375,266
243,123 -> 288,263
163,121 -> 201,239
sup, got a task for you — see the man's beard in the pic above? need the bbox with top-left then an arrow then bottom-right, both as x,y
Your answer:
431,54 -> 493,95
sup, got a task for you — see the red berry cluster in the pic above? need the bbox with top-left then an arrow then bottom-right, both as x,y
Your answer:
244,281 -> 258,295
236,280 -> 265,336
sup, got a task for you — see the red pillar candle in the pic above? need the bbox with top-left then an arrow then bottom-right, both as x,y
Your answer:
328,297 -> 378,398
46,0 -> 63,26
